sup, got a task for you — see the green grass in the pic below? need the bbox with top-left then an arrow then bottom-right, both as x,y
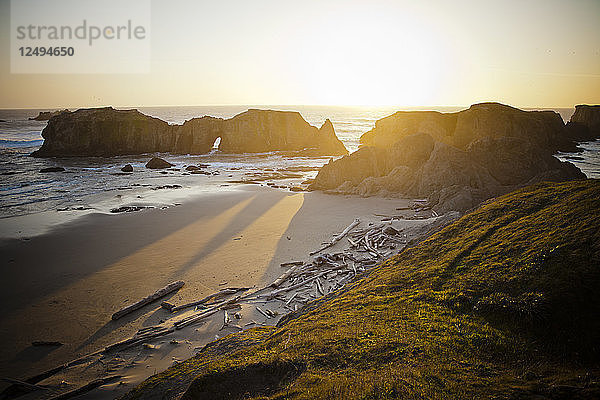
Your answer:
125,179 -> 600,399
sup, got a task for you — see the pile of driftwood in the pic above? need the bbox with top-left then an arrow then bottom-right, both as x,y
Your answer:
6,216 -> 419,398
375,199 -> 438,221
145,217 -> 411,333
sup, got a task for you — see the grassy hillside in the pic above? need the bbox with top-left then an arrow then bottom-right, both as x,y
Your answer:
125,180 -> 600,399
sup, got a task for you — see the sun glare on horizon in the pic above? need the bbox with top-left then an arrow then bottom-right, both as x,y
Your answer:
282,4 -> 451,107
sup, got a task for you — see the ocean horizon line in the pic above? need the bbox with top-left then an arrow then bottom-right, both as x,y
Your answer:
0,102 -> 583,112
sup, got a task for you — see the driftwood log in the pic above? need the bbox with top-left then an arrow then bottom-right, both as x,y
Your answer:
174,296 -> 241,329
265,270 -> 332,299
104,327 -> 175,353
271,265 -> 303,287
310,218 -> 360,255
162,287 -> 249,312
112,281 -> 185,320
280,261 -> 304,268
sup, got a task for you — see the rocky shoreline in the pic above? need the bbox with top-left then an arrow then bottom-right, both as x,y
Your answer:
28,103 -> 600,214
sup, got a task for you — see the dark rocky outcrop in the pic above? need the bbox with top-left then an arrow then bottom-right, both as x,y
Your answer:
110,205 -> 153,213
312,146 -> 389,190
565,105 -> 600,142
31,108 -> 174,157
29,109 -> 70,121
145,157 -> 174,169
311,103 -> 586,212
40,167 -> 65,172
31,108 -> 347,157
219,111 -> 347,155
121,164 -> 133,172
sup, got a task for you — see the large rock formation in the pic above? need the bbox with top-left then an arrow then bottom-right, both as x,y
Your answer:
310,103 -> 587,212
172,116 -> 225,155
565,105 -> 600,142
31,108 -> 174,157
360,103 -> 576,153
219,110 -> 347,154
31,108 -> 348,157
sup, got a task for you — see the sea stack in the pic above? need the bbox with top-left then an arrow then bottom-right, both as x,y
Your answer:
31,107 -> 174,157
31,108 -> 348,157
310,103 -> 586,212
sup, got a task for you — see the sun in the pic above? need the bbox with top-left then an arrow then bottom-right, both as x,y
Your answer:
284,5 -> 450,106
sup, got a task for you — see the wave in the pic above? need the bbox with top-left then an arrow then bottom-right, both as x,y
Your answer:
0,139 -> 44,148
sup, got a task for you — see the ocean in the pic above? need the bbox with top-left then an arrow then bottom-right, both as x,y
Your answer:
1,105 -> 599,223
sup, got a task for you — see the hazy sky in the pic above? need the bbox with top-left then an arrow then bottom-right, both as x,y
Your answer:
1,0 -> 599,108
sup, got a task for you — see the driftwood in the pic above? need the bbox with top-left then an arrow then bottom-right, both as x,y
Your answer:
362,232 -> 383,258
224,310 -> 230,325
280,261 -> 304,268
316,278 -> 324,296
244,320 -> 265,327
219,310 -> 231,330
265,309 -> 277,317
174,296 -> 241,329
136,325 -> 163,335
163,287 -> 249,312
310,218 -> 360,255
226,324 -> 244,331
271,265 -> 302,287
48,375 -> 122,400
256,306 -> 271,318
175,307 -> 221,330
285,292 -> 298,306
265,270 -> 332,299
105,327 -> 175,353
112,281 -> 184,320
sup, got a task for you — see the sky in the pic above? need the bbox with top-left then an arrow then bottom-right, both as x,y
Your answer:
0,0 -> 599,109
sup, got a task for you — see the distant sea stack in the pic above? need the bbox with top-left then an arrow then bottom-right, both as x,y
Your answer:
31,108 -> 348,157
310,103 -> 589,212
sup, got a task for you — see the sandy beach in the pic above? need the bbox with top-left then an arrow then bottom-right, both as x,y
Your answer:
0,185 -> 438,397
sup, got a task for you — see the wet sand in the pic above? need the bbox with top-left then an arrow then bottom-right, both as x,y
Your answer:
0,186 -> 431,396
